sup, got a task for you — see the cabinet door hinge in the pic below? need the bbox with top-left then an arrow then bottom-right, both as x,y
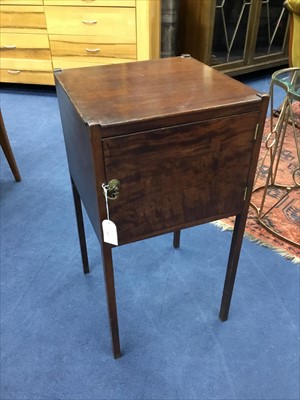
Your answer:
254,123 -> 259,141
243,187 -> 248,201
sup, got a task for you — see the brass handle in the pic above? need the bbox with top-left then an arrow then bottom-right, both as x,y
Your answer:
85,48 -> 100,53
105,179 -> 121,201
82,20 -> 97,25
8,70 -> 21,74
3,45 -> 16,49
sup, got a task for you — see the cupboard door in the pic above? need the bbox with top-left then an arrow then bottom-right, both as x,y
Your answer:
178,0 -> 289,75
211,0 -> 252,66
254,1 -> 289,60
102,113 -> 259,244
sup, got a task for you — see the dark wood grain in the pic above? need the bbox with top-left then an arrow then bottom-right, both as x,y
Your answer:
219,93 -> 269,321
55,57 -> 269,358
103,112 -> 259,244
173,230 -> 181,249
56,56 -> 261,135
70,176 -> 90,274
55,83 -> 101,241
0,109 -> 21,182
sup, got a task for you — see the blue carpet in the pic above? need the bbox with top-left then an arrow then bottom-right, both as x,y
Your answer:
0,73 -> 299,400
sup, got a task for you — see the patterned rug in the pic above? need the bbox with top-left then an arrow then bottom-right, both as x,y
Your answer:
215,102 -> 300,264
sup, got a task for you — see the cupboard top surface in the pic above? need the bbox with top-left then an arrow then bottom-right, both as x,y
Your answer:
55,57 -> 261,129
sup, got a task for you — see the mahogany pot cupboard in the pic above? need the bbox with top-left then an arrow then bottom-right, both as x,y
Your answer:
55,56 -> 269,358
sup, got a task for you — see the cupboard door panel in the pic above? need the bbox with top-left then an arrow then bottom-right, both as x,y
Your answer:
103,112 -> 259,244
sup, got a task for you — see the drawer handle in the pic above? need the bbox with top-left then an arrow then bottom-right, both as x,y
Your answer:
82,20 -> 97,25
8,70 -> 21,74
3,45 -> 16,49
85,48 -> 100,53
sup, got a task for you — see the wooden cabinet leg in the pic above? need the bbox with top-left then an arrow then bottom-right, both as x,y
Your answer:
219,213 -> 247,322
173,230 -> 181,249
71,177 -> 90,274
0,111 -> 21,182
102,244 -> 122,359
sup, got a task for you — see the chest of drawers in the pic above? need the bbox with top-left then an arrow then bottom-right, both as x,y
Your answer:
0,0 -> 160,84
55,57 -> 269,358
0,0 -> 53,84
45,4 -> 137,69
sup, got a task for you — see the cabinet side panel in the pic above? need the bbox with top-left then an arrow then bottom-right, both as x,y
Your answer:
56,81 -> 101,240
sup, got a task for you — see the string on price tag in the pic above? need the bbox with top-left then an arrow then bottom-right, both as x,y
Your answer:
101,183 -> 118,246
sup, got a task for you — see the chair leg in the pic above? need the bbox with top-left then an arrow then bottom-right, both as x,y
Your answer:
0,111 -> 21,182
70,177 -> 90,274
173,230 -> 181,249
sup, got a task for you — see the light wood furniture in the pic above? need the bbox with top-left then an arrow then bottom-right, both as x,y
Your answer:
178,0 -> 290,76
55,56 -> 269,358
0,0 -> 53,84
0,0 -> 161,85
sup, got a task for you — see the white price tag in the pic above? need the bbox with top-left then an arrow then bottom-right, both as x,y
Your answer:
102,219 -> 118,246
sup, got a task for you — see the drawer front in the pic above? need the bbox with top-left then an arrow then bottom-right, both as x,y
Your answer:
45,6 -> 136,41
0,6 -> 47,33
52,57 -> 135,70
103,113 -> 259,244
0,33 -> 50,59
44,1 -> 135,6
0,1 -> 43,4
49,35 -> 136,61
1,58 -> 54,84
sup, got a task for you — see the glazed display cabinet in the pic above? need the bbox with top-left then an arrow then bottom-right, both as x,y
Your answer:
179,0 -> 290,76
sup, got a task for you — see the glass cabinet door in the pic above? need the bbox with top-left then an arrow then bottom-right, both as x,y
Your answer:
177,0 -> 289,75
211,0 -> 252,66
254,0 -> 289,59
